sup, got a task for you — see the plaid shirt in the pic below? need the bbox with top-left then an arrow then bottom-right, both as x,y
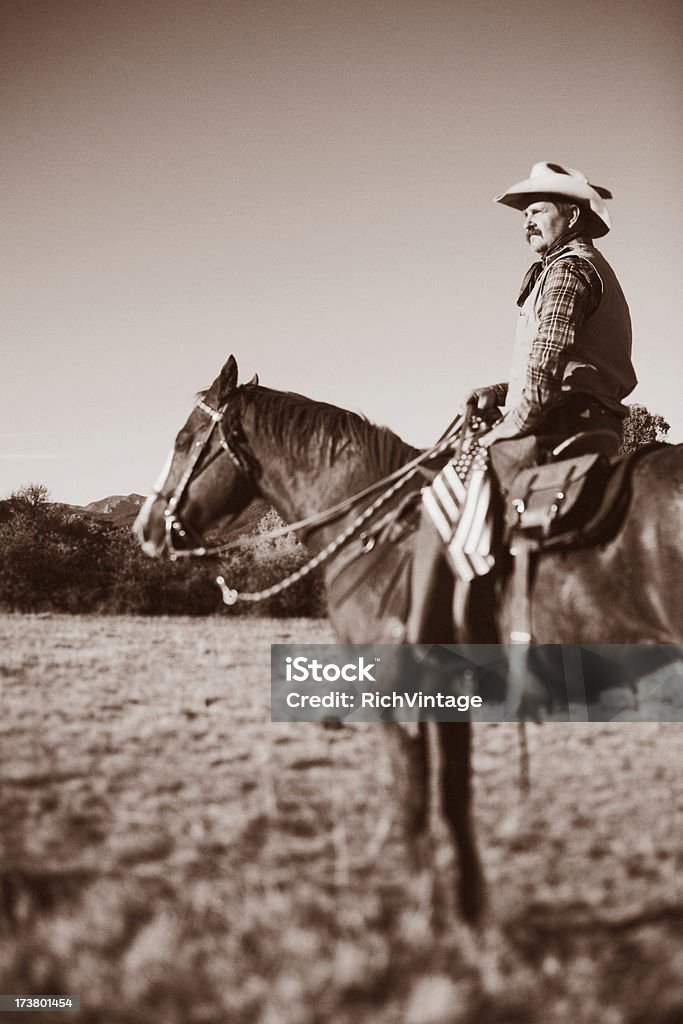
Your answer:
492,234 -> 602,433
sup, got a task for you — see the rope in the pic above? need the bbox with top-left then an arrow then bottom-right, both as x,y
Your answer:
216,459 -> 422,604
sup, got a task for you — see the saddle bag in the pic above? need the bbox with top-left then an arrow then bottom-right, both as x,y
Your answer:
504,453 -> 606,541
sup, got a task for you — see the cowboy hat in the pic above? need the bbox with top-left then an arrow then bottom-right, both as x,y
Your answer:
495,162 -> 613,237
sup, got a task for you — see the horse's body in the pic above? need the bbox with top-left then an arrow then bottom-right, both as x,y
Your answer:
500,442 -> 682,643
134,356 -> 683,924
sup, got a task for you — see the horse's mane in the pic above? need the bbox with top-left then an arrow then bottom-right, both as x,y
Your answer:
239,385 -> 420,475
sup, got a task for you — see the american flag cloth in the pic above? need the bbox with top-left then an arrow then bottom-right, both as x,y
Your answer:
422,422 -> 495,582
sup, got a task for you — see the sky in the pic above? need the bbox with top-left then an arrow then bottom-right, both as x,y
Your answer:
2,0 -> 682,505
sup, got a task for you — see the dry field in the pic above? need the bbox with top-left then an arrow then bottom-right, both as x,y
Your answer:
0,614 -> 681,1024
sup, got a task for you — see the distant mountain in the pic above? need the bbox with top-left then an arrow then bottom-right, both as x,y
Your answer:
85,494 -> 146,522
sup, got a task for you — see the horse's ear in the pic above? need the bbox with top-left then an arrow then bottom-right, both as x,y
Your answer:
218,355 -> 239,396
247,372 -> 259,386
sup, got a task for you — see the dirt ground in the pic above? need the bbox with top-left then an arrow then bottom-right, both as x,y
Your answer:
0,614 -> 681,1024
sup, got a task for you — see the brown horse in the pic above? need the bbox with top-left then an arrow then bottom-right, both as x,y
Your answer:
133,355 -> 683,924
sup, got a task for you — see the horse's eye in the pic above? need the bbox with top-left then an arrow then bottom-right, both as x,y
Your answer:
175,432 -> 192,452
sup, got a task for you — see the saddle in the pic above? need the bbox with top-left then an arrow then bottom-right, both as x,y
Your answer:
497,430 -> 631,551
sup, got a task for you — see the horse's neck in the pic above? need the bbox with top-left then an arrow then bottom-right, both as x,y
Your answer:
254,441 -> 385,522
242,401 -> 413,542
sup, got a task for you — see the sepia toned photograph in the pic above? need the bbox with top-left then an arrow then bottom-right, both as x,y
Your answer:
2,2 -> 682,1022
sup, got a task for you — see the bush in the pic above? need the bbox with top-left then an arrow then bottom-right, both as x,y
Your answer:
0,489 -> 326,617
0,502 -> 115,613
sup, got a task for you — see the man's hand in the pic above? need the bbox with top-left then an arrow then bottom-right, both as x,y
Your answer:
465,386 -> 503,426
466,386 -> 501,412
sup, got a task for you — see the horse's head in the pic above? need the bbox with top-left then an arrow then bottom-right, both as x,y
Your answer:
133,355 -> 259,558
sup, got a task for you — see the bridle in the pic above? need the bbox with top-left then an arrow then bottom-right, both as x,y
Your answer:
155,396 -> 250,559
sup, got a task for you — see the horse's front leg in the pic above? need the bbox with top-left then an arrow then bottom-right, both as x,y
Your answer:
437,720 -> 487,926
381,719 -> 430,859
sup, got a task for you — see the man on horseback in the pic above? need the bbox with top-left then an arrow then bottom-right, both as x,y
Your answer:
473,161 -> 636,462
407,161 -> 637,644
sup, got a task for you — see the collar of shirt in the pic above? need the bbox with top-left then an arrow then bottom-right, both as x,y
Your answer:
516,232 -> 591,307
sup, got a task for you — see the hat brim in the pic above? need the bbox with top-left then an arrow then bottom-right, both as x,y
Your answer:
495,174 -> 611,237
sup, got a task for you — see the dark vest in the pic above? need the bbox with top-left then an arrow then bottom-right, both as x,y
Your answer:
507,239 -> 637,416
